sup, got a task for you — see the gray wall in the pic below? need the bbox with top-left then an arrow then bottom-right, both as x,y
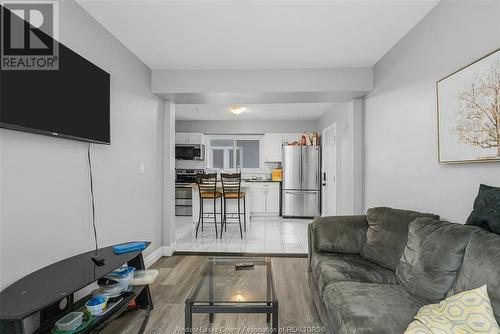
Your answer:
176,119 -> 318,133
317,101 -> 364,215
365,1 -> 500,222
0,1 -> 163,289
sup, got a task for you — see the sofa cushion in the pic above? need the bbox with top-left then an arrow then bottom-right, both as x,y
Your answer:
449,230 -> 500,324
466,184 -> 500,234
396,217 -> 480,302
313,215 -> 368,254
311,252 -> 397,296
323,282 -> 426,334
361,207 -> 439,271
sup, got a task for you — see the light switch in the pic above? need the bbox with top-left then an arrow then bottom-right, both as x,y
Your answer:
140,162 -> 145,174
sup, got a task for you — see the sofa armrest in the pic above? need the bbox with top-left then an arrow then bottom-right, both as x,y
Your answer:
309,215 -> 368,256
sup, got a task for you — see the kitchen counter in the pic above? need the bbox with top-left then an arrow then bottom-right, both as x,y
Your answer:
242,179 -> 281,183
190,180 -> 282,227
179,180 -> 281,187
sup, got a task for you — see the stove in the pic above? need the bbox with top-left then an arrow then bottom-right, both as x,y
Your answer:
175,169 -> 204,216
176,169 -> 205,185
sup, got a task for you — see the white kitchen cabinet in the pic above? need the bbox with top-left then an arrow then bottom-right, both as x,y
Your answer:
262,133 -> 283,162
249,182 -> 280,216
175,132 -> 204,145
250,187 -> 267,213
265,186 -> 280,214
281,133 -> 302,145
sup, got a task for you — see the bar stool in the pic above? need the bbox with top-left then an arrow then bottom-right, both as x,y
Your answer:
195,173 -> 222,239
220,173 -> 246,239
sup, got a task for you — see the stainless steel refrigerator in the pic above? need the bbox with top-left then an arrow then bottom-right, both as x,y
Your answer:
282,146 -> 321,217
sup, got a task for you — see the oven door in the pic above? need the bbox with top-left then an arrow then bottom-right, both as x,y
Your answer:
176,186 -> 193,216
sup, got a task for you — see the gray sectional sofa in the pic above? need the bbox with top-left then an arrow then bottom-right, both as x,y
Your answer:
308,207 -> 500,334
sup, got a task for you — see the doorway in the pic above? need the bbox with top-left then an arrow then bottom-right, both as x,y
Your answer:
321,123 -> 337,216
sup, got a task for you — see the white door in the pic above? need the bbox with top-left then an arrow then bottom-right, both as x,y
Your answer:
321,123 -> 337,216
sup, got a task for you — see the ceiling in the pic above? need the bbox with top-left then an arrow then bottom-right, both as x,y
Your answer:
77,0 -> 438,70
176,103 -> 334,121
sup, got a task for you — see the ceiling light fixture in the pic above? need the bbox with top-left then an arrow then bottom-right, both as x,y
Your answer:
229,104 -> 246,115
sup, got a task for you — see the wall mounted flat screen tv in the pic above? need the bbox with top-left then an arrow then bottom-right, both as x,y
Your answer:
0,9 -> 110,144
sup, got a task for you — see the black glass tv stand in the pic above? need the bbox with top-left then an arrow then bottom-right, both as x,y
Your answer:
0,242 -> 153,334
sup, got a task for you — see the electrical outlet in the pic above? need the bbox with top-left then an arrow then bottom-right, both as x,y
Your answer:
140,162 -> 145,174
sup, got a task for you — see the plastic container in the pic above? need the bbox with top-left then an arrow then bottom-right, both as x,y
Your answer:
105,266 -> 135,292
85,296 -> 108,316
271,168 -> 282,181
91,287 -> 122,300
130,269 -> 159,286
97,277 -> 122,295
55,312 -> 84,331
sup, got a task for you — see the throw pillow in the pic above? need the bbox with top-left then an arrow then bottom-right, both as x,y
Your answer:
404,285 -> 500,334
360,207 -> 439,271
466,184 -> 500,234
396,217 -> 480,302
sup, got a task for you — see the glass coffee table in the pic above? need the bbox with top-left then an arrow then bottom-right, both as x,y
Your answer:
185,257 -> 278,333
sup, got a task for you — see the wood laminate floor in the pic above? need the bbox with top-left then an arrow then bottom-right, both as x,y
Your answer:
101,255 -> 324,334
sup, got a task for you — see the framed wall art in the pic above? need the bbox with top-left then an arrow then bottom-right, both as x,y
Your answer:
437,48 -> 500,164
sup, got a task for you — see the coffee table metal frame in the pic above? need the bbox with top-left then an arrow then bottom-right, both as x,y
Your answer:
184,257 -> 278,333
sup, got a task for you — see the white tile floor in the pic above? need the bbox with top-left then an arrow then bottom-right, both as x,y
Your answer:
174,216 -> 312,254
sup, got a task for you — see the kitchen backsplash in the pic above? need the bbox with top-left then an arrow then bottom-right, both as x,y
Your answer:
176,159 -> 279,180
175,160 -> 206,170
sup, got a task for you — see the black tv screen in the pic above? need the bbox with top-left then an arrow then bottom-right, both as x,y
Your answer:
0,13 -> 110,144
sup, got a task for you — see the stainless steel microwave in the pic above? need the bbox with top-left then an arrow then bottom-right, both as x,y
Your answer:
175,144 -> 205,160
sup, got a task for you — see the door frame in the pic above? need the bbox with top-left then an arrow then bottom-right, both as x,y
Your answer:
321,122 -> 337,216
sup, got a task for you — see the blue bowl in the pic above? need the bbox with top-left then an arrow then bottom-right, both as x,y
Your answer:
86,296 -> 106,307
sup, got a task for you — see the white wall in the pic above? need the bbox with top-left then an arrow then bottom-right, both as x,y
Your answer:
176,120 -> 318,134
365,1 -> 500,223
317,101 -> 364,215
163,102 -> 176,249
153,67 -> 373,103
0,1 -> 164,289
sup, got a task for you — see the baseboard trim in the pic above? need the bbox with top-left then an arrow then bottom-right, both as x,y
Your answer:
144,247 -> 163,268
162,244 -> 176,257
144,244 -> 176,268
173,251 -> 308,258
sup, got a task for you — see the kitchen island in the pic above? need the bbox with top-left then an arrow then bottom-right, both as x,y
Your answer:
190,181 -> 281,228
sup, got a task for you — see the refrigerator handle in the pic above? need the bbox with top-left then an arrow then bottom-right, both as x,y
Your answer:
300,147 -> 302,188
285,190 -> 318,195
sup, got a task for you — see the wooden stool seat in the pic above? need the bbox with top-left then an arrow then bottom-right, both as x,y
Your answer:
195,173 -> 221,239
224,191 -> 246,199
200,191 -> 222,198
220,173 -> 246,239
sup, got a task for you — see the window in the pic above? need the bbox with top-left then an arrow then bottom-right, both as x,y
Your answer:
207,136 -> 261,171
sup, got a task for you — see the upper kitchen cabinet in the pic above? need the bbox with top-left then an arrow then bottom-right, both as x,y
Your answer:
281,133 -> 302,145
262,133 -> 303,162
262,133 -> 283,162
175,132 -> 204,145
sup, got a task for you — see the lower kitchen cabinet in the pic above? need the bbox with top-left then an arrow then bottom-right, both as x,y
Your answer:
249,182 -> 280,217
